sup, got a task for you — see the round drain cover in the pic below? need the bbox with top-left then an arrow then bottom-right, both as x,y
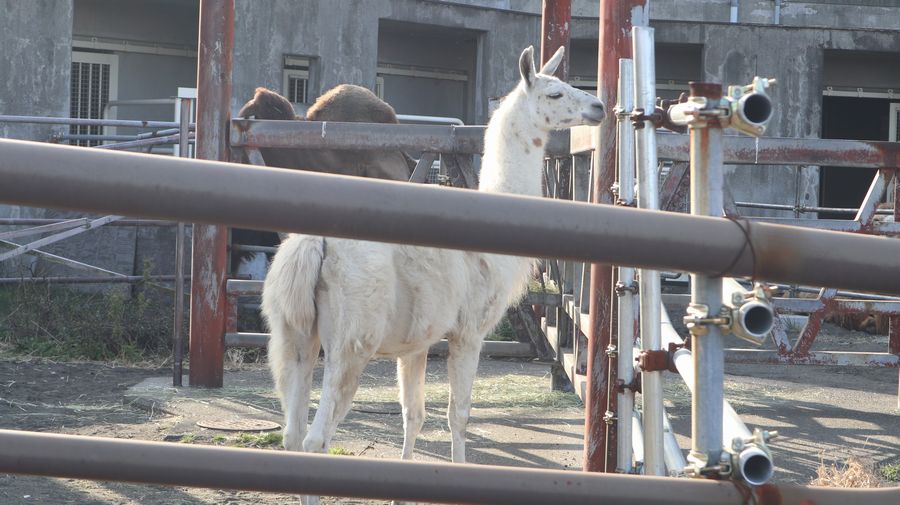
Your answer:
196,418 -> 281,432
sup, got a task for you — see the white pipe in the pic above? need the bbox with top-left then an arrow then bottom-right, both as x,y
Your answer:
615,58 -> 636,474
663,408 -> 687,476
632,25 -> 665,477
660,304 -> 774,484
632,411 -> 645,471
730,0 -> 739,23
774,0 -> 782,25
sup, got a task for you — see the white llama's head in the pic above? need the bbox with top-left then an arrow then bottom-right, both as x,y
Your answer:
518,46 -> 606,130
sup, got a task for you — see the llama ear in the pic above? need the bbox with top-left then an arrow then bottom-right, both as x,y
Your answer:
519,46 -> 535,88
540,46 -> 565,76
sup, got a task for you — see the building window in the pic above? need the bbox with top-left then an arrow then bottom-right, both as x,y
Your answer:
283,55 -> 316,105
70,51 -> 118,147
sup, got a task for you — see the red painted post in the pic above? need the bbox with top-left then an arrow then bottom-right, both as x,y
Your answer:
189,0 -> 234,388
584,0 -> 648,473
540,0 -> 571,79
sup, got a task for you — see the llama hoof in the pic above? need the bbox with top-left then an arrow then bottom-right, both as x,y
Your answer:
282,429 -> 303,452
301,495 -> 321,505
302,433 -> 326,453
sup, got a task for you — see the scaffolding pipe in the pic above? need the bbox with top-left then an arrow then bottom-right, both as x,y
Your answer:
11,429 -> 861,505
0,114 -> 185,129
661,308 -> 774,486
662,407 -> 687,476
631,411 -> 645,470
687,94 -> 727,473
2,138 -> 900,294
0,275 -> 184,285
633,25 -> 665,477
173,97 -> 191,388
614,57 -> 636,474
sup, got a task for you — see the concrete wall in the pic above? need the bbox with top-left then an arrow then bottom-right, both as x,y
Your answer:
0,1 -> 73,141
655,21 -> 900,216
0,0 -> 73,230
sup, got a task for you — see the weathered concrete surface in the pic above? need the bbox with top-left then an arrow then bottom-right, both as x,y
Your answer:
125,349 -> 900,486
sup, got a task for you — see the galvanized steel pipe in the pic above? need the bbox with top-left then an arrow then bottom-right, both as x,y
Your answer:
688,100 -> 728,472
615,57 -> 637,474
633,25 -> 665,477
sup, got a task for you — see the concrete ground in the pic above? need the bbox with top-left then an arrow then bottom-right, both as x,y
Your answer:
124,351 -> 900,485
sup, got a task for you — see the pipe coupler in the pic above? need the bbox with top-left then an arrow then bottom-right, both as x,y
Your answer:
728,429 -> 778,486
725,283 -> 775,345
725,77 -> 776,137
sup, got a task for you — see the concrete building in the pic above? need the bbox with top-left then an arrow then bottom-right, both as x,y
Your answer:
1,0 -> 898,279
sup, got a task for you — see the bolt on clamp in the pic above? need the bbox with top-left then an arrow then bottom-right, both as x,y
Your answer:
602,411 -> 617,425
614,281 -> 639,296
685,451 -> 732,479
683,303 -> 731,337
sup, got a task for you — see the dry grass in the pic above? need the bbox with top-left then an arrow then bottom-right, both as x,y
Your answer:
811,455 -> 884,488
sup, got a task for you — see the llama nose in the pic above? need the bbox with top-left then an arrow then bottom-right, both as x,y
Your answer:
592,102 -> 606,120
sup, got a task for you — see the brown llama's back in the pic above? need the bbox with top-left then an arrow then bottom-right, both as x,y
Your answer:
306,84 -> 400,124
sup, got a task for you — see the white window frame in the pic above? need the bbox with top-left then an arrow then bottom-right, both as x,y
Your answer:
71,51 -> 119,143
375,76 -> 385,100
890,103 -> 900,143
283,55 -> 313,105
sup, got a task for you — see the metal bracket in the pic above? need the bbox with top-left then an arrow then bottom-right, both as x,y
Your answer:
614,281 -> 639,296
606,344 -> 618,358
614,377 -> 641,394
602,411 -> 617,425
683,303 -> 731,337
637,349 -> 670,372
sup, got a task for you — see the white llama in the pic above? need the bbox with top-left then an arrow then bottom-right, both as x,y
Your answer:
261,45 -> 605,479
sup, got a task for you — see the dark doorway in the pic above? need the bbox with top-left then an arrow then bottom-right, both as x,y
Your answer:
819,96 -> 896,219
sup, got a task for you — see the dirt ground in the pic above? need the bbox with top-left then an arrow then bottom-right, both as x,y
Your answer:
0,322 -> 898,504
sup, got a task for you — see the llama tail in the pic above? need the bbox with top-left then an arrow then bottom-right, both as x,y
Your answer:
261,235 -> 325,336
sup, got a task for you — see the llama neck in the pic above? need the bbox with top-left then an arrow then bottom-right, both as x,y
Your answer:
478,88 -> 548,197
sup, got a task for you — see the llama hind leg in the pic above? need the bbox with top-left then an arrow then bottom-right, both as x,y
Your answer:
398,351 -> 427,460
303,347 -> 373,453
267,317 -> 320,452
446,338 -> 482,464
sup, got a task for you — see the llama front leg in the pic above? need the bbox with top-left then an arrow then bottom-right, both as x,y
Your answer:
398,351 -> 427,459
267,318 -> 320,452
446,338 -> 482,464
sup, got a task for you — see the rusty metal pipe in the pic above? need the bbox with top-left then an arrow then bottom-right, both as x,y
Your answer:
189,0 -> 234,388
0,429 -> 893,504
1,139 -> 900,295
586,0 -> 649,473
540,0 -> 571,79
0,429 -> 771,505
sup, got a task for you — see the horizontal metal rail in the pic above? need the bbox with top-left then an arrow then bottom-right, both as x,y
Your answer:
223,332 -> 535,357
657,132 -> 900,168
1,138 -> 899,295
230,119 -> 572,156
0,114 -> 189,129
0,275 -> 187,285
1,429 -> 894,505
726,349 -> 899,367
734,201 -> 893,216
0,218 -> 180,227
95,133 -> 193,151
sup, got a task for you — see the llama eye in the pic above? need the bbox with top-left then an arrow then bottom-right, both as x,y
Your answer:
547,92 -> 563,99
